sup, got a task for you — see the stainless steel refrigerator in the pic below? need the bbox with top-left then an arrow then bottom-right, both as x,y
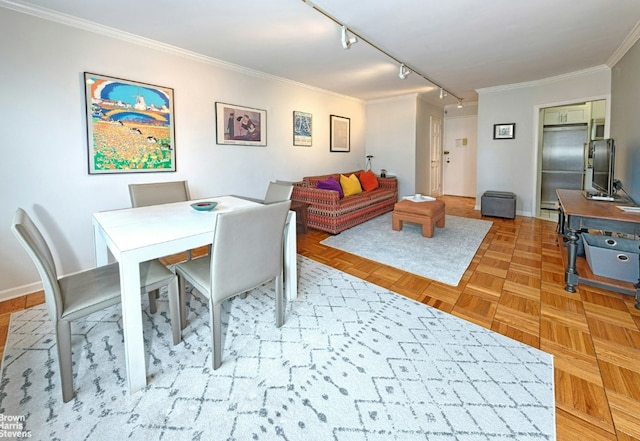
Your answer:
540,124 -> 588,209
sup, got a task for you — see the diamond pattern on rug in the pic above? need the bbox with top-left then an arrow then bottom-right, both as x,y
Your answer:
0,256 -> 554,441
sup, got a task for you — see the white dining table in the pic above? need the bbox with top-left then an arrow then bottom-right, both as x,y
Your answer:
92,195 -> 297,394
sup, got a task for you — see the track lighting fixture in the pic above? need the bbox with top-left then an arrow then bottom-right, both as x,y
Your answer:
303,0 -> 462,102
341,26 -> 357,50
398,64 -> 411,80
457,99 -> 464,108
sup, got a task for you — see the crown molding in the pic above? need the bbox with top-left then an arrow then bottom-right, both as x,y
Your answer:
0,0 -> 364,103
607,20 -> 640,67
476,65 -> 610,94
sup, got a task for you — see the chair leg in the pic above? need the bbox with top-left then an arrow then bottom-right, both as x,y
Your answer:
177,275 -> 189,330
167,278 -> 181,345
56,320 -> 75,403
148,289 -> 159,314
275,271 -> 284,328
211,301 -> 223,370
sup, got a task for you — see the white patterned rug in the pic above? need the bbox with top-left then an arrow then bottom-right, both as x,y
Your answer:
321,213 -> 493,286
0,256 -> 554,441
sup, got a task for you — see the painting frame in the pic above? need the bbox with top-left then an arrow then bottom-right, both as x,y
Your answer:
330,114 -> 350,152
215,102 -> 267,146
293,111 -> 312,146
84,72 -> 176,174
493,123 -> 516,140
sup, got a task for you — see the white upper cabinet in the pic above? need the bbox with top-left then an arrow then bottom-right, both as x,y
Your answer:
591,100 -> 606,120
544,104 -> 588,125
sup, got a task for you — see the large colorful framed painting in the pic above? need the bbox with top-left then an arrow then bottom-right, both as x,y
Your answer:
215,102 -> 267,146
84,72 -> 176,174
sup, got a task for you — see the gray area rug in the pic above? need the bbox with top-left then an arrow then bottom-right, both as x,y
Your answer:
321,213 -> 493,286
0,256 -> 554,441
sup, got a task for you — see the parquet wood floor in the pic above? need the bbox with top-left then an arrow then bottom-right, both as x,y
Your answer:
2,195 -> 639,440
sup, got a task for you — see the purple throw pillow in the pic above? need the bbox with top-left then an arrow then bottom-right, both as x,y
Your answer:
317,176 -> 344,198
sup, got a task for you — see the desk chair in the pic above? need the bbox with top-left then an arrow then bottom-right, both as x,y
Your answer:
128,180 -> 192,312
172,200 -> 291,369
11,208 -> 181,402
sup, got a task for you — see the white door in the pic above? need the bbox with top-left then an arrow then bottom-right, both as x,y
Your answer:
443,115 -> 477,197
430,116 -> 443,196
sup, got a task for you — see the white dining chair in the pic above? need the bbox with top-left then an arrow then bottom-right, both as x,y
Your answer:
172,200 -> 291,369
235,181 -> 293,205
263,181 -> 293,204
129,180 -> 192,313
128,180 -> 191,208
11,208 -> 181,402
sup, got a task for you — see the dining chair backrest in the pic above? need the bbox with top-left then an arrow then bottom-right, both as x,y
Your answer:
210,200 -> 291,302
128,180 -> 190,208
11,208 -> 62,321
263,181 -> 293,204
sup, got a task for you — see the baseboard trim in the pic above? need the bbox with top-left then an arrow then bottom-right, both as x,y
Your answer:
0,282 -> 42,302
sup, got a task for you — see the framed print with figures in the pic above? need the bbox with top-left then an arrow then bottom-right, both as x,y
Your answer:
216,102 -> 267,146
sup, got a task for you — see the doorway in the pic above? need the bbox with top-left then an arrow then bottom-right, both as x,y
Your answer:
430,116 -> 442,196
537,99 -> 606,216
443,115 -> 477,197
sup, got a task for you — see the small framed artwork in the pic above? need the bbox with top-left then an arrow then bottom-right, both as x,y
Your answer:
215,102 -> 267,146
293,111 -> 312,146
330,114 -> 350,152
493,123 -> 515,140
84,72 -> 176,174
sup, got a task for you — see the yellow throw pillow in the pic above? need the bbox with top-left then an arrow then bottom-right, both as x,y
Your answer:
340,173 -> 363,197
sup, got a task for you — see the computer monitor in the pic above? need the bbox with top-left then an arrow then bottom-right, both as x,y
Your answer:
590,139 -> 615,196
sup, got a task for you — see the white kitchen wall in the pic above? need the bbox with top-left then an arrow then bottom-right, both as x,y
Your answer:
0,8 -> 366,299
476,67 -> 611,216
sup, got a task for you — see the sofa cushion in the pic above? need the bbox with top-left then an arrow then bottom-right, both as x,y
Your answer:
340,174 -> 363,197
358,170 -> 379,191
316,176 -> 343,198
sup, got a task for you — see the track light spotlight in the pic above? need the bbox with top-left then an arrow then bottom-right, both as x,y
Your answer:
341,26 -> 357,50
303,1 -> 463,106
398,64 -> 411,80
457,99 -> 464,109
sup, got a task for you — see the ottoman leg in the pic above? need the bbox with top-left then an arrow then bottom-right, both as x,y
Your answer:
421,221 -> 434,238
435,214 -> 445,228
392,213 -> 403,231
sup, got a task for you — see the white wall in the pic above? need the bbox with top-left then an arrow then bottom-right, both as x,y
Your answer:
365,95 -> 417,198
0,8 -> 366,299
476,67 -> 611,216
611,38 -> 640,204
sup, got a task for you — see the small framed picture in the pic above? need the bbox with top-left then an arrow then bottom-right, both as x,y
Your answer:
493,123 -> 515,140
215,102 -> 267,146
330,114 -> 350,152
293,111 -> 312,146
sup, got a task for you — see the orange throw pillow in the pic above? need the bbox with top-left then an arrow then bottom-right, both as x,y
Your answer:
359,170 -> 379,191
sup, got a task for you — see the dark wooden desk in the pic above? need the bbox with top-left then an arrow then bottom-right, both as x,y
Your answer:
290,200 -> 309,234
556,189 -> 640,307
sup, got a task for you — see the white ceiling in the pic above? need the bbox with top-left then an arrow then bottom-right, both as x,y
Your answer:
6,0 -> 640,105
